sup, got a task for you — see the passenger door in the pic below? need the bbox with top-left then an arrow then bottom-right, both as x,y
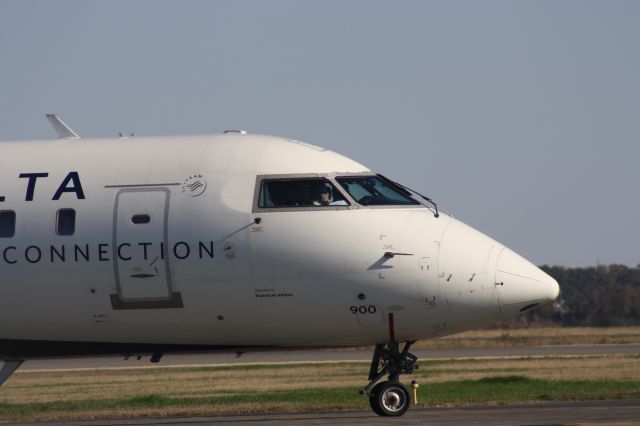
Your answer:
113,188 -> 173,301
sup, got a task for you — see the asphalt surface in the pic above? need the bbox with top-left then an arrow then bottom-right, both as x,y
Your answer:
16,343 -> 640,371
17,400 -> 640,425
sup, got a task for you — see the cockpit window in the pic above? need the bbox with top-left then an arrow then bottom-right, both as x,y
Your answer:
259,178 -> 350,208
335,176 -> 419,206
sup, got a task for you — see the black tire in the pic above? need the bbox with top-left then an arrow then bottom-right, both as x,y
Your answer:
369,381 -> 410,417
368,382 -> 387,416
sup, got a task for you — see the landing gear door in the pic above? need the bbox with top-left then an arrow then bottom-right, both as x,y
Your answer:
114,188 -> 172,301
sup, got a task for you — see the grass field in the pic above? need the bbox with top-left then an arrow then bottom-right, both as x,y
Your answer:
1,327 -> 639,422
413,326 -> 640,348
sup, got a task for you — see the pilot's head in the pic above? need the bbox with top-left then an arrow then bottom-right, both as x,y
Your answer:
318,187 -> 331,205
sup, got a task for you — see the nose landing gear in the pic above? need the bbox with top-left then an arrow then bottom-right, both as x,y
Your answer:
362,341 -> 418,416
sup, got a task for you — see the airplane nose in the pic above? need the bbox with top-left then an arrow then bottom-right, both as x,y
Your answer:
495,248 -> 560,317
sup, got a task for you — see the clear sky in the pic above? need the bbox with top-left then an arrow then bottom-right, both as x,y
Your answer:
1,1 -> 638,267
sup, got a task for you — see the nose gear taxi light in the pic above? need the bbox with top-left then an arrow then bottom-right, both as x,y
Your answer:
411,380 -> 419,404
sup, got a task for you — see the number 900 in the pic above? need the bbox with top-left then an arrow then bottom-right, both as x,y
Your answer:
350,305 -> 377,314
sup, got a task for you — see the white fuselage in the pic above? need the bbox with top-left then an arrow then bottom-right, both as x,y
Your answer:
0,133 -> 558,356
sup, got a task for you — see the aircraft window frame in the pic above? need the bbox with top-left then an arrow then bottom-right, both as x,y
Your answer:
56,208 -> 76,236
252,173 -> 426,213
253,174 -> 352,212
0,210 -> 16,238
335,175 -> 420,206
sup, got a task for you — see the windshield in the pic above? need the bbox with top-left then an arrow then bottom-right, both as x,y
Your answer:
335,176 -> 419,206
259,178 -> 350,207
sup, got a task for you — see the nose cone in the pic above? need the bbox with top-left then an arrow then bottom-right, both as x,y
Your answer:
495,248 -> 559,317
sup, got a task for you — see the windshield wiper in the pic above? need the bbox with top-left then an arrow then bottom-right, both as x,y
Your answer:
377,174 -> 440,218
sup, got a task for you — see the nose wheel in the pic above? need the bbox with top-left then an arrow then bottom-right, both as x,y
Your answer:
369,381 -> 411,416
362,341 -> 418,417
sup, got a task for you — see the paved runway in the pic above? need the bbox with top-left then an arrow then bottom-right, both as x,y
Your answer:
16,343 -> 640,372
18,400 -> 640,425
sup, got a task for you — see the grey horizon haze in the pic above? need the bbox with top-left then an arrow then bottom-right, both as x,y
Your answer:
0,1 -> 638,268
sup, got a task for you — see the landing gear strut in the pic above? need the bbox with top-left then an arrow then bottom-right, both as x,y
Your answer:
0,360 -> 24,386
362,341 -> 418,416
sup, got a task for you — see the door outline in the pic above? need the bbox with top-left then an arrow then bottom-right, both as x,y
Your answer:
110,187 -> 183,310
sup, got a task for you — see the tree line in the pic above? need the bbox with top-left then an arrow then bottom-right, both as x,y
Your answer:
516,264 -> 640,327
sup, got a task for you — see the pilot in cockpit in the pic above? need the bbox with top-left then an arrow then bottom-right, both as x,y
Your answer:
313,185 -> 349,206
314,187 -> 331,206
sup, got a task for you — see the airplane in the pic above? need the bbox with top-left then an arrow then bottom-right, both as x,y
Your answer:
0,115 -> 559,417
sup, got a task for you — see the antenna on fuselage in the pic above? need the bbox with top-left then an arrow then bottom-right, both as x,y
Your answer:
46,114 -> 80,139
